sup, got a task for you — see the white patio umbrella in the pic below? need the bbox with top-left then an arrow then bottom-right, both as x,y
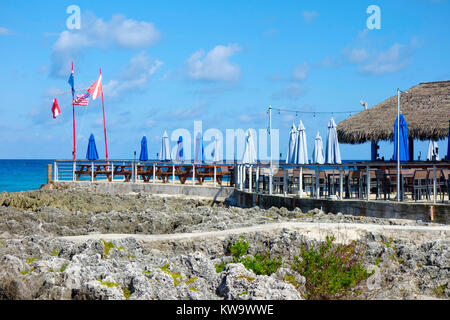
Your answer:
211,136 -> 222,162
427,140 -> 440,161
286,123 -> 297,164
325,117 -> 342,164
160,131 -> 171,161
194,132 -> 204,163
242,129 -> 257,164
295,120 -> 309,164
312,131 -> 325,164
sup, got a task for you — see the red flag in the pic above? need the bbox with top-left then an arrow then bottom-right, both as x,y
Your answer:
51,98 -> 61,118
87,74 -> 102,100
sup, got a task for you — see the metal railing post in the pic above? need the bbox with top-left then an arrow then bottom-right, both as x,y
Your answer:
111,162 -> 114,181
192,164 -> 195,185
172,164 -> 175,185
299,166 -> 303,197
153,163 -> 156,184
214,165 -> 216,187
91,162 -> 94,182
315,165 -> 319,199
283,166 -> 287,195
249,165 -> 252,192
255,166 -> 259,193
54,161 -> 58,182
433,164 -> 437,204
339,165 -> 343,199
366,165 -> 370,201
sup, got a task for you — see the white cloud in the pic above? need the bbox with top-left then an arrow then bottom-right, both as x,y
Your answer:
103,52 -> 163,98
0,27 -> 12,35
301,11 -> 319,24
272,83 -> 307,100
185,44 -> 242,82
50,13 -> 161,77
292,62 -> 309,81
342,47 -> 370,64
358,43 -> 412,75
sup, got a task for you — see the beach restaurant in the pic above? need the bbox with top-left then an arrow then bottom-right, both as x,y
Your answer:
52,81 -> 450,205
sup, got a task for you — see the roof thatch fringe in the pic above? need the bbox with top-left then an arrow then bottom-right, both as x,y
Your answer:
337,81 -> 450,144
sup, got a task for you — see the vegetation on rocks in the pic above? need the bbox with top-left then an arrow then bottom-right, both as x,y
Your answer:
291,236 -> 374,300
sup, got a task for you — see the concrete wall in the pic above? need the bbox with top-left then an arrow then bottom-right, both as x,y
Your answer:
61,181 -> 449,224
233,190 -> 450,224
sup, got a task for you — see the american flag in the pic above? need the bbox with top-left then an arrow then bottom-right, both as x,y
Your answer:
73,92 -> 90,106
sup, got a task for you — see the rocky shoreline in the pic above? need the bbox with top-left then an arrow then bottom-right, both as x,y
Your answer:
0,185 -> 448,300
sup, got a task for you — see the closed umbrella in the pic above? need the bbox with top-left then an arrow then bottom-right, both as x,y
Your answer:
312,132 -> 325,164
325,117 -> 341,164
392,114 -> 409,162
296,120 -> 309,164
242,130 -> 257,164
427,140 -> 440,161
194,132 -> 204,163
286,123 -> 297,164
176,136 -> 184,161
139,136 -> 148,161
86,133 -> 99,160
160,131 -> 171,161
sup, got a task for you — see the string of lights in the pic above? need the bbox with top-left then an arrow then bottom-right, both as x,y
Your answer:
269,106 -> 363,117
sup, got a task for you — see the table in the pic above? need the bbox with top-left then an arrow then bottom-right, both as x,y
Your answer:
75,164 -> 111,181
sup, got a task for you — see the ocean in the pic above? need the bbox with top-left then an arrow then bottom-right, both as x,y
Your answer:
0,159 -> 54,193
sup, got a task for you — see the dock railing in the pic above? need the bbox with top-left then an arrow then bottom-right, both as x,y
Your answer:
53,160 -> 450,204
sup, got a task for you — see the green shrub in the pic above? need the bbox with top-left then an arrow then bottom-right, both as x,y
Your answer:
291,235 -> 374,300
230,237 -> 249,261
215,237 -> 283,276
240,253 -> 282,276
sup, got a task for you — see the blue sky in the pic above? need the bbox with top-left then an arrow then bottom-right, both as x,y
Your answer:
0,0 -> 449,160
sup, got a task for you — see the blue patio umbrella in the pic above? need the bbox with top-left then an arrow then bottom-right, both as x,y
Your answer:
176,136 -> 184,161
139,136 -> 148,161
392,114 -> 409,162
86,133 -> 99,160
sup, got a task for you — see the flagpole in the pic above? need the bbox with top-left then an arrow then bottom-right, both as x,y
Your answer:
72,62 -> 76,161
100,68 -> 109,162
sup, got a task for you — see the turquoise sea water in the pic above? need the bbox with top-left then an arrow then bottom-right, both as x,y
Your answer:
0,160 -> 54,193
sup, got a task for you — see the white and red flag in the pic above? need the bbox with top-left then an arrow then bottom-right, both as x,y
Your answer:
51,98 -> 61,118
87,74 -> 103,100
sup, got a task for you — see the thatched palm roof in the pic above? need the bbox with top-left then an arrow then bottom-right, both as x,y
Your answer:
337,81 -> 450,144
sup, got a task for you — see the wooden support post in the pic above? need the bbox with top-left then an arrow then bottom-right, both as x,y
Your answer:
339,165 -> 343,199
214,165 -> 217,187
91,162 -> 94,182
47,164 -> 53,184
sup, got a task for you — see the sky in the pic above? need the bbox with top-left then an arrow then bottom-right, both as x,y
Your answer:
0,0 -> 449,160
